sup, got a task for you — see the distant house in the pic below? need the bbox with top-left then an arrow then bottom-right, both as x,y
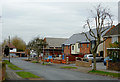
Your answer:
44,37 -> 68,59
7,43 -> 26,57
8,43 -> 17,57
63,27 -> 111,61
103,23 -> 120,58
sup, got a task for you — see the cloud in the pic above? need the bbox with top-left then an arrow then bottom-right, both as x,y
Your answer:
2,1 -> 118,43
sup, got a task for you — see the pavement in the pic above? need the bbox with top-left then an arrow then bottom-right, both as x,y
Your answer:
5,65 -> 26,80
2,57 -> 119,80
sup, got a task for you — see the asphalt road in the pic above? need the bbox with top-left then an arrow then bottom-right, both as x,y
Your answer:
3,57 -> 118,80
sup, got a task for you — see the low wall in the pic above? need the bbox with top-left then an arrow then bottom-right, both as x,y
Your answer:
53,60 -> 62,64
75,60 -> 92,67
106,61 -> 120,71
1,62 -> 6,81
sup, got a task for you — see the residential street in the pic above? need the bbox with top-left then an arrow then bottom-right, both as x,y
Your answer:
3,57 -> 118,80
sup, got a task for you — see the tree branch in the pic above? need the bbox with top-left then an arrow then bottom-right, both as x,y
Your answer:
82,32 -> 91,42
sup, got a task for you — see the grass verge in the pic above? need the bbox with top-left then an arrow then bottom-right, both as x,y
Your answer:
3,60 -> 22,70
42,63 -> 52,65
31,61 -> 39,63
16,71 -> 40,78
88,70 -> 120,78
60,66 -> 77,69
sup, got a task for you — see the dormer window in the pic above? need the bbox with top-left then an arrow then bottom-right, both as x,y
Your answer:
112,36 -> 118,43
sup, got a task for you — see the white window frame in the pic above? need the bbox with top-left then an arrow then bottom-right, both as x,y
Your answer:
112,36 -> 118,43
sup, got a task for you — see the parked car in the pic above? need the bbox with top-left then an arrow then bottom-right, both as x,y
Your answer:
103,56 -> 112,65
84,54 -> 104,62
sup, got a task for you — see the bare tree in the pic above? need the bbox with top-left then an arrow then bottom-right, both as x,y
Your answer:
82,4 -> 113,70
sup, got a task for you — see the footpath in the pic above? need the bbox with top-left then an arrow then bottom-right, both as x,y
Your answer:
5,65 -> 26,80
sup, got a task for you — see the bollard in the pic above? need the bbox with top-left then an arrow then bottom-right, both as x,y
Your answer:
89,59 -> 92,67
66,57 -> 69,64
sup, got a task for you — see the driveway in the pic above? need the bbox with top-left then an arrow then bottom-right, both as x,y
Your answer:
92,62 -> 106,70
3,57 -> 118,80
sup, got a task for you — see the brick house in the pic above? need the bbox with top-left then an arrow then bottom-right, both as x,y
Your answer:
63,27 -> 110,61
79,41 -> 91,55
63,45 -> 71,56
103,23 -> 120,58
63,33 -> 92,61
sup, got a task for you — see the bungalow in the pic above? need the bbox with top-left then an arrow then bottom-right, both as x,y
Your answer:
103,23 -> 120,58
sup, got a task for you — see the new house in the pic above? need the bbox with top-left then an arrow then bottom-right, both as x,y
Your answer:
63,33 -> 92,61
44,37 -> 68,59
63,27 -> 111,61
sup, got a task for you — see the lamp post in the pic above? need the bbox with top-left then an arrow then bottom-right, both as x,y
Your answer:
8,36 -> 10,62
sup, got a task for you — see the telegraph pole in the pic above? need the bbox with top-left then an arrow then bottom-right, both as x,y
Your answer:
9,36 -> 10,62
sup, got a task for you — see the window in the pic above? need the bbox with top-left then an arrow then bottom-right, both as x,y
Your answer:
81,44 -> 83,47
78,44 -> 80,48
89,55 -> 93,57
72,46 -> 74,50
112,36 -> 118,43
87,44 -> 89,48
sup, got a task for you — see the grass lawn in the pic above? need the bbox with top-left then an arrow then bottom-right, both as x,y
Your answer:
89,70 -> 120,78
42,63 -> 52,65
60,66 -> 77,69
3,60 -> 22,70
16,71 -> 40,78
31,61 -> 39,63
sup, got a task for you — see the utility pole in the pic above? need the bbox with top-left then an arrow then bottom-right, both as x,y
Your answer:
9,36 -> 10,62
43,46 -> 44,64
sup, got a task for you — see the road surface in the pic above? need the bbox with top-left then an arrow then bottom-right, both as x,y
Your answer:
3,58 -> 118,80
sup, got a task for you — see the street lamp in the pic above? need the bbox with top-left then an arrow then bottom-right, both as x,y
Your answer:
8,36 -> 10,62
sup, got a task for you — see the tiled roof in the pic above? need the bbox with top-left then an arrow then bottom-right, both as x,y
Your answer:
63,26 -> 110,45
45,37 -> 68,47
104,23 -> 120,36
8,43 -> 16,48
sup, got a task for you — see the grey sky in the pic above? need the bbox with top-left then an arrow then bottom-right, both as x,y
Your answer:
1,0 -> 119,44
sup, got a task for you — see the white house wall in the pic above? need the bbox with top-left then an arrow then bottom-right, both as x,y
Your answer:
71,43 -> 80,54
10,48 -> 17,52
97,43 -> 103,53
76,43 -> 80,53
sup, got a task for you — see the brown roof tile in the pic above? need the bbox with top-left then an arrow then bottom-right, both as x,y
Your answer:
8,43 -> 16,48
104,23 -> 120,36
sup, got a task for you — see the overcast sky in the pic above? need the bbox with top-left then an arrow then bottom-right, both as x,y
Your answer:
1,0 -> 119,44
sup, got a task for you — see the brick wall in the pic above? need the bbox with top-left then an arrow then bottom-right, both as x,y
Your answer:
64,45 -> 71,56
107,61 -> 120,71
103,37 -> 112,58
80,43 -> 90,55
